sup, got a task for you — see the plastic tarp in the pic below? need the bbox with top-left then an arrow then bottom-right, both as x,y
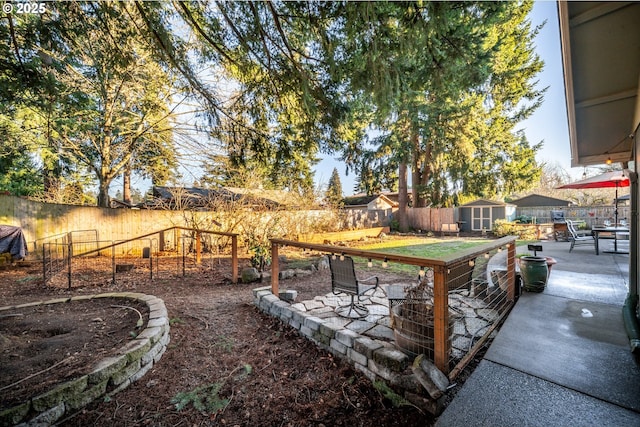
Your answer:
0,225 -> 28,260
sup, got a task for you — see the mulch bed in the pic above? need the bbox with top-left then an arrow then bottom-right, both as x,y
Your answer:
0,256 -> 488,426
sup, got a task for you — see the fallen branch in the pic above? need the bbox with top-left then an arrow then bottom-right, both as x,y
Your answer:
0,356 -> 74,392
0,313 -> 24,319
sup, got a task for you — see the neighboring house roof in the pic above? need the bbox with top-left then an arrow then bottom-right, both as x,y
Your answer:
110,199 -> 134,209
150,186 -> 284,210
225,187 -> 293,206
343,194 -> 379,206
343,193 -> 399,209
510,194 -> 572,207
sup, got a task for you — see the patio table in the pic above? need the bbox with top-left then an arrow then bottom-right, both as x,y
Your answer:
592,226 -> 629,255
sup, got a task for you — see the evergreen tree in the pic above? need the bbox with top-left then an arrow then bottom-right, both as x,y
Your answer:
325,168 -> 343,208
318,1 -> 544,229
0,2 -> 179,207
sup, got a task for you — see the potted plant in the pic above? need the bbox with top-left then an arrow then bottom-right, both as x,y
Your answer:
518,254 -> 549,293
516,252 -> 558,280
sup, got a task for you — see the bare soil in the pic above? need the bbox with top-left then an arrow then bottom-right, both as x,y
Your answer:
0,255 -> 487,427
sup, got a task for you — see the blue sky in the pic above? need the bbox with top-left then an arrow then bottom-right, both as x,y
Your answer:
315,0 -> 578,196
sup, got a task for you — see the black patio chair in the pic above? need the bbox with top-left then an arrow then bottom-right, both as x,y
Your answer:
328,255 -> 379,319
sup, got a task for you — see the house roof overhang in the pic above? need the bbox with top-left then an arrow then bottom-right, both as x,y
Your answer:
558,1 -> 640,167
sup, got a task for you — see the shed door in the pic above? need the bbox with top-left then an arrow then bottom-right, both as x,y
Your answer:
472,207 -> 492,231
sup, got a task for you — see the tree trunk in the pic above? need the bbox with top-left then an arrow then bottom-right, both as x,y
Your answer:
411,130 -> 420,207
397,162 -> 409,232
44,111 -> 61,196
414,136 -> 432,208
97,180 -> 110,208
123,164 -> 132,204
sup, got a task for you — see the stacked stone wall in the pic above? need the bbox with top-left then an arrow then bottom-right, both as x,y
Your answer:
253,287 -> 445,414
0,293 -> 169,426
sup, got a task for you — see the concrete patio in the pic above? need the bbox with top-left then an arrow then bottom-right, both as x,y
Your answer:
436,239 -> 640,426
263,236 -> 640,423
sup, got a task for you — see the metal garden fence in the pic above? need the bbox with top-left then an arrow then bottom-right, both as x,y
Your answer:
42,227 -> 239,288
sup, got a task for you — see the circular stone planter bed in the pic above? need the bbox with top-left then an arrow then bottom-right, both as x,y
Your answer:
0,293 -> 170,426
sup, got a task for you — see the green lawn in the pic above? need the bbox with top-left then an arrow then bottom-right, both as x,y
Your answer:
350,236 -> 489,275
355,237 -> 486,257
285,235 -> 531,276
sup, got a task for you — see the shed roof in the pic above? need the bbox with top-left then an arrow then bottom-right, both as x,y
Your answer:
460,199 -> 510,207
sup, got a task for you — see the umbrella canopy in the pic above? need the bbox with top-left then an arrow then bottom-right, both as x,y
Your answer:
556,170 -> 629,189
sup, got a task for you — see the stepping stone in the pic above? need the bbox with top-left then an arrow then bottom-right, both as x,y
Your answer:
346,320 -> 375,334
290,303 -> 306,311
302,300 -> 324,310
308,306 -> 334,316
365,324 -> 395,341
367,304 -> 390,316
465,317 -> 490,336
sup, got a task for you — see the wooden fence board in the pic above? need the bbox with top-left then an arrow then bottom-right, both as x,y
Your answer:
407,207 -> 456,232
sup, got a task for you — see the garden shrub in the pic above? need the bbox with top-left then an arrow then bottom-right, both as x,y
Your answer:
493,219 -> 538,240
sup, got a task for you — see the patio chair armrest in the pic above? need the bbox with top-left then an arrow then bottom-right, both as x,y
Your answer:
360,276 -> 379,287
358,276 -> 379,297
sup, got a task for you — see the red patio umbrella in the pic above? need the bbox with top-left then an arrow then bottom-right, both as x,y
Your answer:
555,170 -> 629,190
556,170 -> 629,252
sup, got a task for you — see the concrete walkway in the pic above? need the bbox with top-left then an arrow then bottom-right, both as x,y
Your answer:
435,239 -> 640,426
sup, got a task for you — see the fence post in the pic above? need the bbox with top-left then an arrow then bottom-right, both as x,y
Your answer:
111,242 -> 115,285
67,242 -> 72,290
148,239 -> 153,281
42,244 -> 46,285
196,232 -> 202,265
231,235 -> 238,284
271,242 -> 279,296
182,240 -> 186,277
507,242 -> 516,301
433,264 -> 449,374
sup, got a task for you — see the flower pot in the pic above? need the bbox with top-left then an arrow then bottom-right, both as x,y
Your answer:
519,256 -> 548,293
544,256 -> 557,279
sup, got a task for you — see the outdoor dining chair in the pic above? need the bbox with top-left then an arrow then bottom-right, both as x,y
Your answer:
328,255 -> 379,318
566,219 -> 595,252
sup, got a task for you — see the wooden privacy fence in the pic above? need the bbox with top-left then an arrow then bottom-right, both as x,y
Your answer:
0,195 -> 390,254
407,207 -> 457,232
516,205 -> 630,228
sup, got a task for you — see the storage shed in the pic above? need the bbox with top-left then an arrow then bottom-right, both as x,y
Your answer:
459,199 -> 516,232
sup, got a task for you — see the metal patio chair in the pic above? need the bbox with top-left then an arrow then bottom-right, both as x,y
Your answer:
328,255 -> 379,319
566,219 -> 595,252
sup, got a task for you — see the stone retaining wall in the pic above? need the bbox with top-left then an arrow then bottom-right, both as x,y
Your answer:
253,287 -> 445,414
0,293 -> 169,426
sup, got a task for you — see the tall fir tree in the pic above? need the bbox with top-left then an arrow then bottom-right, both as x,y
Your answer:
325,168 -> 343,208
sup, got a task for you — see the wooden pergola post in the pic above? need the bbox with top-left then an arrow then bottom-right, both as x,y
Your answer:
507,242 -> 516,301
433,265 -> 450,374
